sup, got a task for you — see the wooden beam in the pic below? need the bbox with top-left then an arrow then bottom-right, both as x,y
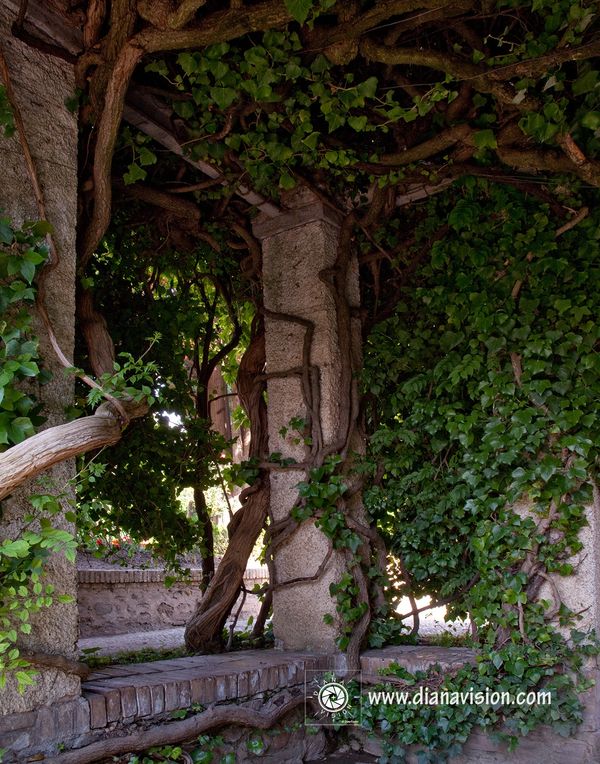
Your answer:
4,0 -> 83,55
123,92 -> 281,218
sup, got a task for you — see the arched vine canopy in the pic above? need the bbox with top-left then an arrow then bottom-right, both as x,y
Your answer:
2,0 -> 600,759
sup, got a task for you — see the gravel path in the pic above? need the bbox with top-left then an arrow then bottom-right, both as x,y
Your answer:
78,627 -> 186,657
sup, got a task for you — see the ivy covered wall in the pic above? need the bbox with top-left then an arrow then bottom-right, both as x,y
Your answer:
0,5 -> 79,714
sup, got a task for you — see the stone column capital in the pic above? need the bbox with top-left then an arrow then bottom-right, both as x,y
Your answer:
252,187 -> 343,240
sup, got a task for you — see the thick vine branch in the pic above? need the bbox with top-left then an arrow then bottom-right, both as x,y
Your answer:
19,650 -> 90,679
80,42 -> 143,268
0,399 -> 148,500
48,694 -> 314,764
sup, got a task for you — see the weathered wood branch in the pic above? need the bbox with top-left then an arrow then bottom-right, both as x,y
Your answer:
316,0 -> 472,48
0,399 -> 148,500
121,184 -> 202,221
497,145 -> 600,187
184,322 -> 269,651
168,0 -> 209,30
379,124 -> 472,166
135,1 -> 292,53
19,650 -> 90,679
360,39 -> 539,110
77,288 -> 117,378
80,42 -> 144,268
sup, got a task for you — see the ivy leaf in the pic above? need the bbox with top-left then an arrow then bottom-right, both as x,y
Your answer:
123,163 -> 147,185
279,171 -> 296,190
138,147 -> 157,166
581,112 -> 600,131
284,0 -> 313,23
0,221 -> 13,244
448,199 -> 479,231
348,115 -> 368,131
209,86 -> 237,110
357,77 -> 378,100
9,416 -> 35,443
302,131 -> 320,150
473,129 -> 497,150
573,70 -> 598,96
30,220 -> 53,237
0,540 -> 30,558
19,259 -> 36,284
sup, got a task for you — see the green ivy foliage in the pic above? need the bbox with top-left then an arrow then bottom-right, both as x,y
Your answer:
137,0 -> 600,199
360,178 -> 600,757
0,217 -> 51,448
357,630 -> 598,763
145,30 -> 457,194
0,215 -> 79,693
364,179 -> 599,618
76,211 -> 250,564
0,493 -> 77,693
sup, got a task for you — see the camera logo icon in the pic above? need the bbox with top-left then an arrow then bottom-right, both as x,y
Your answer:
316,681 -> 350,714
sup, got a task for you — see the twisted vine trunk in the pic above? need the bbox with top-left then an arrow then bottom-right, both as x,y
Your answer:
184,319 -> 268,651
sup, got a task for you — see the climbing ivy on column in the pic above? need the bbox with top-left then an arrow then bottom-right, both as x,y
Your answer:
359,178 -> 600,759
0,216 -> 77,692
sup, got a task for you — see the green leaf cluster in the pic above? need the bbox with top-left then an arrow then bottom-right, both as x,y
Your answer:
0,493 -> 77,693
0,216 -> 51,448
145,31 -> 456,194
360,177 -> 600,753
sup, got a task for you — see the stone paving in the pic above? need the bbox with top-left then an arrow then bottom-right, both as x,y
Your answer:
79,626 -> 186,657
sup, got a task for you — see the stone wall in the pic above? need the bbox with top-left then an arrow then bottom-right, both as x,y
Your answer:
78,567 -> 269,637
0,6 -> 79,714
253,188 -> 361,655
2,644 -> 598,763
0,649 -> 330,761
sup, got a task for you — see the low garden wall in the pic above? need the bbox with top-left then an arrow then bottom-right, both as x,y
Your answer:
77,567 -> 269,637
1,647 -> 599,763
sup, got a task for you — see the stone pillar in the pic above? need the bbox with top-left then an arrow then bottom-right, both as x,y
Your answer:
0,7 -> 79,713
253,189 -> 360,653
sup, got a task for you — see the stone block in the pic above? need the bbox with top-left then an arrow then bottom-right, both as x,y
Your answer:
73,698 -> 91,735
360,645 -> 477,677
30,706 -> 55,746
176,680 -> 191,709
0,731 -> 31,752
248,670 -> 263,697
54,699 -> 76,741
135,686 -> 153,717
151,685 -> 165,715
237,671 -> 250,698
120,687 -> 138,719
104,689 -> 122,723
85,693 -> 107,729
0,711 -> 35,735
215,676 -> 229,701
190,676 -> 215,705
265,666 -> 281,691
164,682 -> 180,711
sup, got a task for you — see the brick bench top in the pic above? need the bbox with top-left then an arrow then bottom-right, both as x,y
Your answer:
82,649 -> 328,729
81,646 -> 477,730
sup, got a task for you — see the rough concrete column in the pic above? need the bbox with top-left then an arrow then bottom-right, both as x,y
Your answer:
0,7 -> 79,712
253,188 -> 360,653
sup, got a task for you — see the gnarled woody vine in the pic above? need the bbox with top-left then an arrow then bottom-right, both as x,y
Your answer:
2,0 -> 600,756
